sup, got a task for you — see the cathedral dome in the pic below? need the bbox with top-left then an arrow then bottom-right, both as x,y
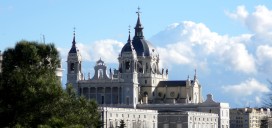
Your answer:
120,9 -> 158,57
121,38 -> 152,56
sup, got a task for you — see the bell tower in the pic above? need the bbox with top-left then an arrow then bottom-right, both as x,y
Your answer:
118,28 -> 139,108
67,29 -> 82,94
192,69 -> 202,103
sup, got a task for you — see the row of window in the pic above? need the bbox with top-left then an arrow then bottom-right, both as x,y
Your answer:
109,113 -> 156,119
189,117 -> 217,122
109,120 -> 155,128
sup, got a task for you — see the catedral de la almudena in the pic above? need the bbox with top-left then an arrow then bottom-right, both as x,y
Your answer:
66,8 -> 229,128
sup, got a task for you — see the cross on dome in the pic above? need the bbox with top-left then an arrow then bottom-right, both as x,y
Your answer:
73,27 -> 76,36
136,6 -> 141,17
128,25 -> 131,34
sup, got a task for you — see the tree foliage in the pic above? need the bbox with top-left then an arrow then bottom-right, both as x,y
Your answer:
41,85 -> 101,128
119,120 -> 126,128
0,40 -> 100,127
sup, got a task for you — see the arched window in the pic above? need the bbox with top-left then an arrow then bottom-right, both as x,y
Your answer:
146,63 -> 148,71
98,69 -> 103,79
144,92 -> 148,96
125,61 -> 130,70
70,63 -> 75,71
79,63 -> 81,72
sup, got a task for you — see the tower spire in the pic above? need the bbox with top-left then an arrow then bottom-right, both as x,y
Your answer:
69,27 -> 78,53
72,27 -> 76,46
136,6 -> 142,25
194,69 -> 197,80
134,6 -> 144,38
128,25 -> 131,42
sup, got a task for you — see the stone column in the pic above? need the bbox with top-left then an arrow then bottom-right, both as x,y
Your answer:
121,87 -> 123,104
111,87 -> 113,105
103,87 -> 105,105
88,87 -> 90,100
81,87 -> 83,96
118,87 -> 120,104
95,87 -> 97,101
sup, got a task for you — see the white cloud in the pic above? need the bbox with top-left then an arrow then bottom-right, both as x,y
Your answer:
57,47 -> 69,60
225,5 -> 248,24
77,43 -> 92,61
90,39 -> 124,63
58,39 -> 123,64
58,4 -> 272,107
255,96 -> 261,104
256,45 -> 272,73
157,42 -> 194,68
227,5 -> 272,34
222,78 -> 269,96
220,42 -> 256,73
256,45 -> 272,62
247,5 -> 272,34
151,21 -> 256,74
222,78 -> 270,106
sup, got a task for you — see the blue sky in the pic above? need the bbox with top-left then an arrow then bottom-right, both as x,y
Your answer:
1,0 -> 272,108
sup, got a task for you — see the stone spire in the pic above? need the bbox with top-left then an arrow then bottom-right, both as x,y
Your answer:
69,28 -> 78,53
134,7 -> 144,39
72,27 -> 76,46
194,69 -> 197,80
128,25 -> 131,43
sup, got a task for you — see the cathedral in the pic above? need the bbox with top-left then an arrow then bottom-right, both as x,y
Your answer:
67,9 -> 202,108
66,9 -> 229,128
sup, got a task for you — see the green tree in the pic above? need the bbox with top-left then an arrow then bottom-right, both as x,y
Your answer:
0,40 -> 101,127
43,85 -> 101,128
119,120 -> 126,128
0,40 -> 62,127
260,118 -> 268,128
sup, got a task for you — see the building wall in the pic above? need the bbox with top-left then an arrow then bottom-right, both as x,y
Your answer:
158,111 -> 218,128
100,107 -> 158,128
230,108 -> 271,128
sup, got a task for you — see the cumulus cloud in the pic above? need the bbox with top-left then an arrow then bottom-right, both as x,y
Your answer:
58,39 -> 123,64
90,39 -> 124,63
256,45 -> 272,73
77,43 -> 92,61
149,6 -> 272,106
227,5 -> 272,35
57,47 -> 69,60
225,5 -> 248,24
222,78 -> 270,106
151,21 -> 256,74
157,42 -> 194,68
220,42 -> 256,73
255,96 -> 261,104
57,4 -> 272,107
225,5 -> 272,74
222,78 -> 269,96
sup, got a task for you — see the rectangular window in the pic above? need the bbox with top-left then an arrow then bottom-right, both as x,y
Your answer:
101,96 -> 104,104
126,97 -> 129,105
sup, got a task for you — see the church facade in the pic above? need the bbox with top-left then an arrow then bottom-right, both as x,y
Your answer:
66,9 -> 229,128
67,12 -> 202,107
